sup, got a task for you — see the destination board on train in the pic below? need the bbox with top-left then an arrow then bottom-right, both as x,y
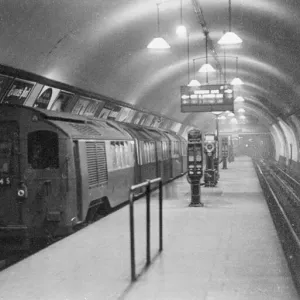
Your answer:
180,84 -> 234,113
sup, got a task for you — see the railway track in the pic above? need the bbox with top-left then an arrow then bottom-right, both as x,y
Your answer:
254,159 -> 300,292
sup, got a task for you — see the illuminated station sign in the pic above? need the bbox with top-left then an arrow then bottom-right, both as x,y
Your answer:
180,84 -> 234,112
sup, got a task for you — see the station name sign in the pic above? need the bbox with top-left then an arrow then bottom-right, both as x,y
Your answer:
181,84 -> 234,113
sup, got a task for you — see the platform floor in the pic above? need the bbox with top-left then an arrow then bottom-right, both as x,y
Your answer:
0,156 -> 298,300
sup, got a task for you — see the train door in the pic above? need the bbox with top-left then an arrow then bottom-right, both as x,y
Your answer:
26,130 -> 61,227
73,141 -> 82,221
0,121 -> 20,226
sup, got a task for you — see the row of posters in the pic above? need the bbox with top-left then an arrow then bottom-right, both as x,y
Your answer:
0,74 -> 183,132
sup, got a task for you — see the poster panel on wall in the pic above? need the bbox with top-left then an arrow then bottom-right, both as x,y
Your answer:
2,78 -> 35,105
0,75 -> 13,102
82,100 -> 105,117
132,112 -> 144,124
115,107 -> 132,122
33,85 -> 60,109
124,109 -> 137,123
107,106 -> 121,120
71,97 -> 92,115
50,91 -> 75,112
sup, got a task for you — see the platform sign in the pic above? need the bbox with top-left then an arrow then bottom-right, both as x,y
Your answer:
181,84 -> 234,113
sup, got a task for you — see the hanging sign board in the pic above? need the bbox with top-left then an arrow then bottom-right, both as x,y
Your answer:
180,84 -> 234,113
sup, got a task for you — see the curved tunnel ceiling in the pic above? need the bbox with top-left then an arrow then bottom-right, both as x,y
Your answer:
0,0 -> 299,130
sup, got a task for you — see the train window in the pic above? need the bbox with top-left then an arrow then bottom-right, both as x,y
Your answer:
0,122 -> 19,175
28,131 -> 59,169
119,142 -> 124,168
124,142 -> 129,166
110,142 -> 117,169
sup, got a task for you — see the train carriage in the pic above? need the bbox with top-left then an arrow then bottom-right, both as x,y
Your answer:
119,124 -> 158,184
0,104 -> 135,249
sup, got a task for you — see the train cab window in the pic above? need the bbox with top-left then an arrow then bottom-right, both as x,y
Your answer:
28,131 -> 59,169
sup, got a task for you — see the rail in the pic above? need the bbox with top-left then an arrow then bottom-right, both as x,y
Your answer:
255,161 -> 300,291
128,177 -> 163,282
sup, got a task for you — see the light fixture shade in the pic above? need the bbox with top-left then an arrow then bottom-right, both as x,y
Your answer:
219,115 -> 226,120
188,79 -> 201,87
239,115 -> 246,119
147,37 -> 171,49
211,111 -> 223,115
237,108 -> 245,113
176,25 -> 187,37
230,117 -> 238,124
231,77 -> 244,85
218,31 -> 242,45
234,96 -> 245,102
228,112 -> 235,117
198,63 -> 215,73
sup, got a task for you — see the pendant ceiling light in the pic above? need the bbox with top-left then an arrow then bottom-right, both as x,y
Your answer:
147,3 -> 171,49
231,57 -> 244,85
234,96 -> 245,102
218,0 -> 242,45
188,59 -> 201,86
198,32 -> 215,76
176,0 -> 187,37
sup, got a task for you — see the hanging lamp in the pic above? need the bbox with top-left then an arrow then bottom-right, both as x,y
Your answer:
147,3 -> 171,49
176,0 -> 187,37
218,0 -> 242,45
188,59 -> 201,86
198,32 -> 215,75
234,96 -> 245,102
231,57 -> 244,85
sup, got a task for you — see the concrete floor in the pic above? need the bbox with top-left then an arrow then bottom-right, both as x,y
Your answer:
0,156 -> 298,300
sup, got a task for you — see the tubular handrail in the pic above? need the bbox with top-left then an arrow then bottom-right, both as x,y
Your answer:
129,177 -> 163,282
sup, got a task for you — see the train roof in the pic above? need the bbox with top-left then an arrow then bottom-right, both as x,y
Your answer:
0,104 -> 133,140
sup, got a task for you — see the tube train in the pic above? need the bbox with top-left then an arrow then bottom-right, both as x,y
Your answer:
0,104 -> 187,250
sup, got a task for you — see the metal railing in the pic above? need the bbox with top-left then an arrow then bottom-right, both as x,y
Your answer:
129,177 -> 163,282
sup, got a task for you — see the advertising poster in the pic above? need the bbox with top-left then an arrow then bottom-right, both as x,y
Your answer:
132,112 -> 144,125
50,91 -> 75,112
107,105 -> 121,120
0,75 -> 13,102
82,100 -> 105,117
71,97 -> 91,115
124,109 -> 137,123
138,114 -> 148,126
150,116 -> 162,128
2,79 -> 35,105
115,107 -> 132,122
98,108 -> 111,119
143,115 -> 154,127
33,86 -> 60,109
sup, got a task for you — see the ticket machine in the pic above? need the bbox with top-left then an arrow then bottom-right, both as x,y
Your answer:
204,134 -> 218,187
187,129 -> 203,207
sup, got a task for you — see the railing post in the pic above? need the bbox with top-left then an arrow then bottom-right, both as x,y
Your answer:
129,190 -> 136,282
159,179 -> 163,252
146,180 -> 151,266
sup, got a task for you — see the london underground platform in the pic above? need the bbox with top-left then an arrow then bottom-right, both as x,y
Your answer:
0,156 -> 298,300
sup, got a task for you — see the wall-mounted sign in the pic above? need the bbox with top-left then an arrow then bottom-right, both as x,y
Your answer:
82,100 -> 105,117
71,97 -> 91,115
2,78 -> 35,105
98,102 -> 121,120
33,86 -> 60,109
50,91 -> 75,112
0,75 -> 13,102
115,107 -> 132,122
181,84 -> 234,113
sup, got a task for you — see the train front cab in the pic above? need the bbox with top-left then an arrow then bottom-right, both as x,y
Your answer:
0,105 -> 72,248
